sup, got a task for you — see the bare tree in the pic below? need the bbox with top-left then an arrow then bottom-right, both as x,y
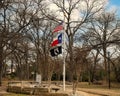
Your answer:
45,0 -> 107,94
90,50 -> 100,82
82,11 -> 120,82
71,46 -> 91,94
0,0 -> 16,86
107,47 -> 120,82
0,0 -> 44,84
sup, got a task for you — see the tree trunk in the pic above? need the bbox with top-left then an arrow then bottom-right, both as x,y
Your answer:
0,49 -> 3,86
0,65 -> 2,86
91,51 -> 99,82
103,45 -> 107,82
68,35 -> 74,81
110,60 -> 120,82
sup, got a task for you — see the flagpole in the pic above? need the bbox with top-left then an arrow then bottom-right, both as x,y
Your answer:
63,31 -> 66,91
63,0 -> 66,91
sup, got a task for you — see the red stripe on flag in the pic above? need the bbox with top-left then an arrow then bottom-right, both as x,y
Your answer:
51,40 -> 59,46
53,25 -> 63,33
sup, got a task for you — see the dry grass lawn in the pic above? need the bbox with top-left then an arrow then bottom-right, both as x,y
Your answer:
0,81 -> 120,96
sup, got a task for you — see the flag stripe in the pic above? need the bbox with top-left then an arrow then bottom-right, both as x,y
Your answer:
51,40 -> 58,46
53,25 -> 63,33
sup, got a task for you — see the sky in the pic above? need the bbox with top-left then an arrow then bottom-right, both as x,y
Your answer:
109,0 -> 120,6
108,0 -> 120,15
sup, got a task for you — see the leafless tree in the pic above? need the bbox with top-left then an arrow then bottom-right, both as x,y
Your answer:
0,0 -> 44,85
90,50 -> 100,82
45,0 -> 107,94
0,0 -> 16,86
107,46 -> 120,82
81,11 -> 120,82
71,46 -> 91,94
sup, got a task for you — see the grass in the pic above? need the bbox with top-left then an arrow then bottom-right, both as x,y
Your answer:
5,94 -> 29,96
77,82 -> 120,89
1,80 -> 120,96
77,82 -> 120,95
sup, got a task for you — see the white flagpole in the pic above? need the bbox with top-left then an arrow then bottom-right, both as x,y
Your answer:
63,28 -> 66,91
63,0 -> 66,91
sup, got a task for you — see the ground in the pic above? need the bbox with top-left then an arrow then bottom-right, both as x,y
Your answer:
0,86 -> 99,96
0,81 -> 120,96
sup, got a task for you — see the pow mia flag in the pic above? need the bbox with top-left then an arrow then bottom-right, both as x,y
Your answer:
50,46 -> 62,57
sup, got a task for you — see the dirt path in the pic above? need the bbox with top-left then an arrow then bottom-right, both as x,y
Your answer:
65,89 -> 101,96
0,85 -> 100,96
1,83 -> 119,96
0,85 -> 9,95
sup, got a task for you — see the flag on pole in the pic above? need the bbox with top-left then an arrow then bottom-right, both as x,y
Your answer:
51,33 -> 62,47
50,46 -> 62,57
50,21 -> 64,57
